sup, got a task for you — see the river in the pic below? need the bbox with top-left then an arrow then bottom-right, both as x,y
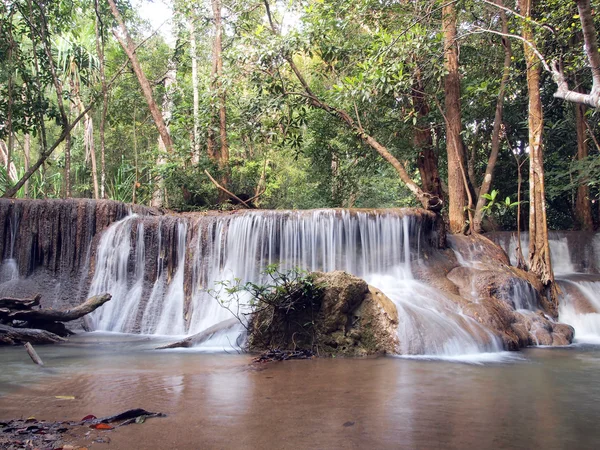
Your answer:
1,333 -> 599,449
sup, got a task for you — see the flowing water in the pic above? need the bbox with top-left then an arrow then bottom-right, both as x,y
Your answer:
1,334 -> 600,449
493,232 -> 600,343
85,210 -> 501,356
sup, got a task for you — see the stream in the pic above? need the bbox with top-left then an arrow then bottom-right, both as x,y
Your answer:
1,333 -> 600,449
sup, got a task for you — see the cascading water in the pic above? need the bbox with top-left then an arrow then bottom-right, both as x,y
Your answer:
558,279 -> 600,343
87,209 -> 501,356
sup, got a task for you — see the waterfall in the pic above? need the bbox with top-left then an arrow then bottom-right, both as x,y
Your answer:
558,279 -> 600,343
84,209 -> 503,356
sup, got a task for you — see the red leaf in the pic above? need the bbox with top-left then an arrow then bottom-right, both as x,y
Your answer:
81,415 -> 96,422
90,423 -> 113,430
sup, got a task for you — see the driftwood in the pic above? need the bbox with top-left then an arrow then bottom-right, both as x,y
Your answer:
0,293 -> 112,345
24,342 -> 44,366
0,324 -> 66,345
8,293 -> 112,322
0,294 -> 41,310
157,318 -> 239,349
254,348 -> 315,363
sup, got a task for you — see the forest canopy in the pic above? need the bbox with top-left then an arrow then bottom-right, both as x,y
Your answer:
1,0 -> 599,235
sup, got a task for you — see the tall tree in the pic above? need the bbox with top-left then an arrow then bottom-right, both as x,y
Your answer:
442,2 -> 468,233
519,0 -> 554,289
95,0 -> 108,198
209,0 -> 229,191
473,0 -> 512,233
574,98 -> 594,230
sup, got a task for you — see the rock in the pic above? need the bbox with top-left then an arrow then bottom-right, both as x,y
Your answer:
248,271 -> 399,356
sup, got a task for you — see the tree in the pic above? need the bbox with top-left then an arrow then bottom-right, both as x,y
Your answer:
472,0 -> 512,233
442,2 -> 469,233
106,0 -> 173,154
519,0 -> 554,289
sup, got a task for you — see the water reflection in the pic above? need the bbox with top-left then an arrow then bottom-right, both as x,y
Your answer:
1,336 -> 600,449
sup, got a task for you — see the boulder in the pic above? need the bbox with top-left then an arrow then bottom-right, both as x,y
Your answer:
248,271 -> 399,356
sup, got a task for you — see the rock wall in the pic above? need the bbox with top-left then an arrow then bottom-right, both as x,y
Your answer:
0,199 -> 159,310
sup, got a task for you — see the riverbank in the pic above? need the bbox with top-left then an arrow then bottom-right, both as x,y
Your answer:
2,333 -> 600,449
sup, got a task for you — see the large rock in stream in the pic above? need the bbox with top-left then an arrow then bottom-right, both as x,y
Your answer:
248,271 -> 399,356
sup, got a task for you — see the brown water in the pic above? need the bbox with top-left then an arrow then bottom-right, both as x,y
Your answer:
2,334 -> 600,449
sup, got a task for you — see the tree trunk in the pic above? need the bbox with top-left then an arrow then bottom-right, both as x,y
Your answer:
473,0 -> 512,233
64,130 -> 71,197
24,133 -> 30,197
151,59 -> 177,208
520,0 -> 554,288
6,10 -> 14,182
443,3 -> 468,233
8,294 -> 111,322
71,76 -> 99,199
106,0 -> 173,154
35,1 -> 70,197
575,99 -> 594,230
412,72 -> 442,199
211,0 -> 229,194
189,18 -> 200,163
95,0 -> 107,198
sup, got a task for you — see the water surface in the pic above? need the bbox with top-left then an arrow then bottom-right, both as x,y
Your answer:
1,334 -> 599,449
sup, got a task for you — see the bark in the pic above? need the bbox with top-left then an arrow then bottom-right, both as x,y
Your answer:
443,3 -> 468,233
157,318 -> 238,349
412,72 -> 442,199
520,0 -> 554,288
575,99 -> 594,230
205,170 -> 253,208
473,1 -> 512,233
106,0 -> 174,154
211,0 -> 229,193
24,133 -> 30,197
189,18 -> 200,162
151,59 -> 176,208
8,294 -> 111,322
6,10 -> 14,180
0,324 -> 66,345
64,132 -> 71,197
0,294 -> 41,310
95,0 -> 107,198
552,0 -> 600,108
71,75 -> 99,199
24,342 -> 44,365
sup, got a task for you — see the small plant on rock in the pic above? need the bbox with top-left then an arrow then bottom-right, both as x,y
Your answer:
209,265 -> 324,353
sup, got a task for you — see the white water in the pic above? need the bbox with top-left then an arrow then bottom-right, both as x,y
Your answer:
559,280 -> 600,343
86,210 -> 504,356
505,234 -> 576,274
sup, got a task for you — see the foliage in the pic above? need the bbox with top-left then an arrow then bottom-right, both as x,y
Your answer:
0,0 -> 599,231
209,265 -> 324,350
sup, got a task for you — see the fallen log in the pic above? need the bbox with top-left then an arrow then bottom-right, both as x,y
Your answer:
0,294 -> 41,310
157,318 -> 240,349
8,293 -> 112,322
0,324 -> 66,345
24,342 -> 44,366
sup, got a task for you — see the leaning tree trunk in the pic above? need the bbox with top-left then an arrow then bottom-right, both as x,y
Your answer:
520,0 -> 554,289
575,97 -> 594,230
473,0 -> 512,233
443,3 -> 468,233
106,0 -> 173,154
